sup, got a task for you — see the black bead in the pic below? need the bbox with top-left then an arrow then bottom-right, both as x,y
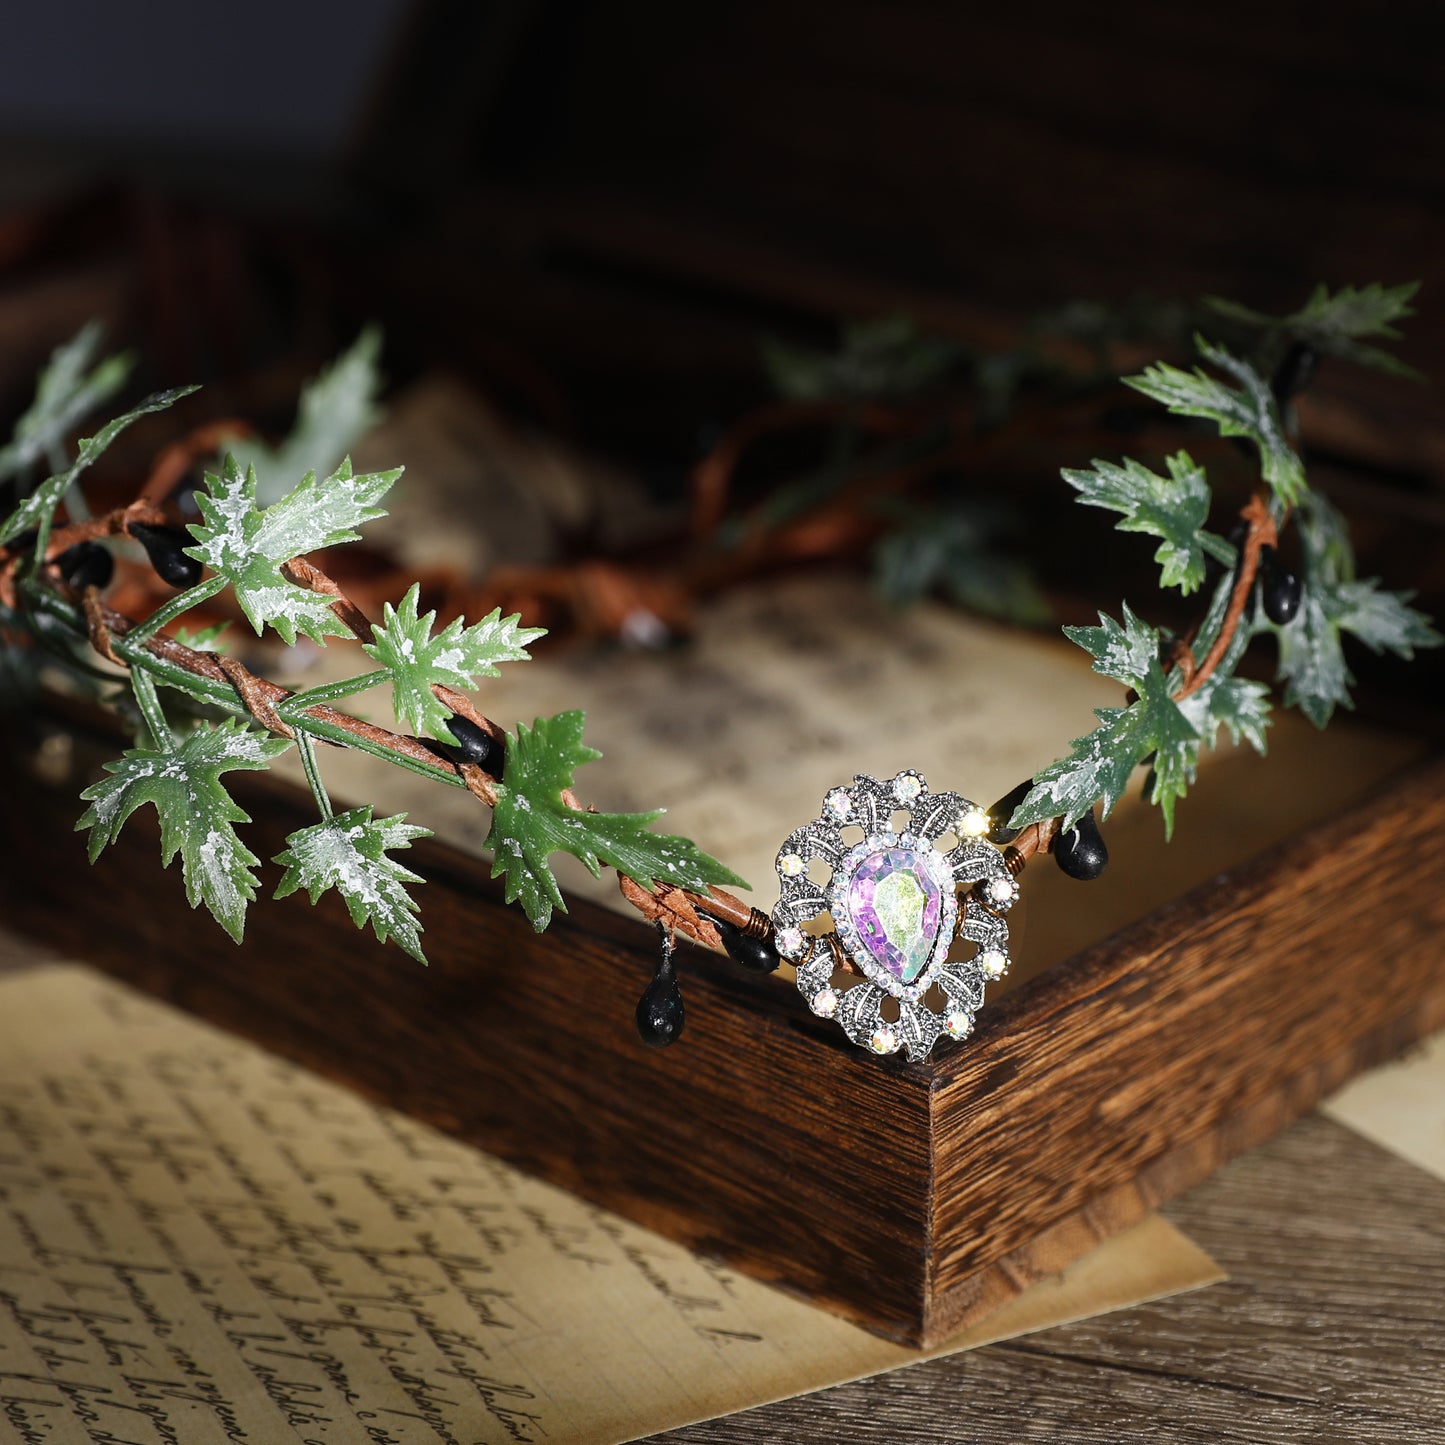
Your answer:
703,912 -> 780,974
635,953 -> 685,1048
1054,808 -> 1109,880
987,778 -> 1034,845
1271,340 -> 1320,405
1261,549 -> 1303,626
129,522 -> 202,589
56,540 -> 114,590
446,713 -> 504,776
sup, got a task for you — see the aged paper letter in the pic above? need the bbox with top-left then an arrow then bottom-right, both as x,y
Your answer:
0,965 -> 1220,1445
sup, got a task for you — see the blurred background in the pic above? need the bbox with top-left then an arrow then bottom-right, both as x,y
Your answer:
2,0 -> 1442,678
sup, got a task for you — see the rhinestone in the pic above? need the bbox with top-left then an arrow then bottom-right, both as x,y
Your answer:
824,788 -> 852,820
979,949 -> 1008,980
812,987 -> 839,1018
891,772 -> 924,803
778,853 -> 805,877
946,1011 -> 974,1038
988,877 -> 1017,904
869,1025 -> 900,1054
776,926 -> 806,958
958,807 -> 990,837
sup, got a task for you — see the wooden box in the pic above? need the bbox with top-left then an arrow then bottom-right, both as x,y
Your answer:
4,689 -> 1444,1348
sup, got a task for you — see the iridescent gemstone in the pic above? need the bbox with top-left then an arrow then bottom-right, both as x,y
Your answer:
979,949 -> 1008,980
869,1025 -> 900,1054
946,1010 -> 974,1038
892,771 -> 924,802
824,788 -> 852,820
778,853 -> 805,877
845,846 -> 945,986
958,807 -> 990,837
811,987 -> 839,1017
775,925 -> 806,958
987,876 -> 1017,905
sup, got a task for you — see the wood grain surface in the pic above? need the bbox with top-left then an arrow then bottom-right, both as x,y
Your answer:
645,1115 -> 1445,1443
1,929 -> 1439,1441
3,702 -> 1444,1350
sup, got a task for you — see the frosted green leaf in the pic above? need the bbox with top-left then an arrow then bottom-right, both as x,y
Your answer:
872,504 -> 1049,623
185,455 -> 401,644
76,719 -> 291,942
1010,660 -> 1200,838
0,322 -> 134,485
228,327 -> 386,505
362,583 -> 545,738
1127,663 -> 1203,840
1062,452 -> 1233,594
172,620 -> 229,652
0,386 -> 199,547
274,805 -> 431,963
762,314 -> 961,401
1274,586 -> 1353,728
1125,339 -> 1306,506
1335,581 -> 1440,659
1180,674 -> 1272,756
1009,706 -> 1146,837
486,709 -> 748,930
1270,494 -> 1439,728
1064,603 -> 1161,688
1207,282 -> 1421,378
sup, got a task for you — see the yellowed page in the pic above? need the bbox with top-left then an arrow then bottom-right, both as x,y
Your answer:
1323,1030 -> 1445,1183
0,964 -> 1221,1445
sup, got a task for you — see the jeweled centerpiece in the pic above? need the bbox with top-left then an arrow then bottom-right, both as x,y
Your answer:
847,845 -> 945,985
773,770 -> 1014,1060
830,830 -> 958,999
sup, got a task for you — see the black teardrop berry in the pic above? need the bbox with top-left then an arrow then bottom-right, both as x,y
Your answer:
1261,550 -> 1303,626
129,522 -> 202,589
56,540 -> 114,590
1272,340 -> 1319,405
635,953 -> 685,1047
446,714 -> 504,776
1054,808 -> 1109,880
704,912 -> 780,974
987,778 -> 1034,845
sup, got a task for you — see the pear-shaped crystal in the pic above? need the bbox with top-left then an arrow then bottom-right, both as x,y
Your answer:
846,846 -> 944,985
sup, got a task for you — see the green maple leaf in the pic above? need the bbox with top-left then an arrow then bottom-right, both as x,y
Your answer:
228,327 -> 385,505
1271,494 -> 1440,727
0,386 -> 198,548
1180,674 -> 1272,756
762,314 -> 962,401
1064,603 -> 1161,687
1062,452 -> 1234,595
872,503 -> 1049,623
1334,580 -> 1440,659
1012,624 -> 1201,837
485,709 -> 748,930
76,719 -> 292,942
0,322 -> 134,485
1207,282 -> 1421,379
1126,338 -> 1305,506
362,583 -> 545,738
185,454 -> 401,644
274,805 -> 431,963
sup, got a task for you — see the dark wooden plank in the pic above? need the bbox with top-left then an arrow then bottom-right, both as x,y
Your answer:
0,713 -> 939,1342
645,1117 -> 1445,1443
4,697 -> 1444,1347
923,753 -> 1445,1337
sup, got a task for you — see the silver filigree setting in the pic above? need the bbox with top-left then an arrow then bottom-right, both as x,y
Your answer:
772,771 -> 1015,1061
